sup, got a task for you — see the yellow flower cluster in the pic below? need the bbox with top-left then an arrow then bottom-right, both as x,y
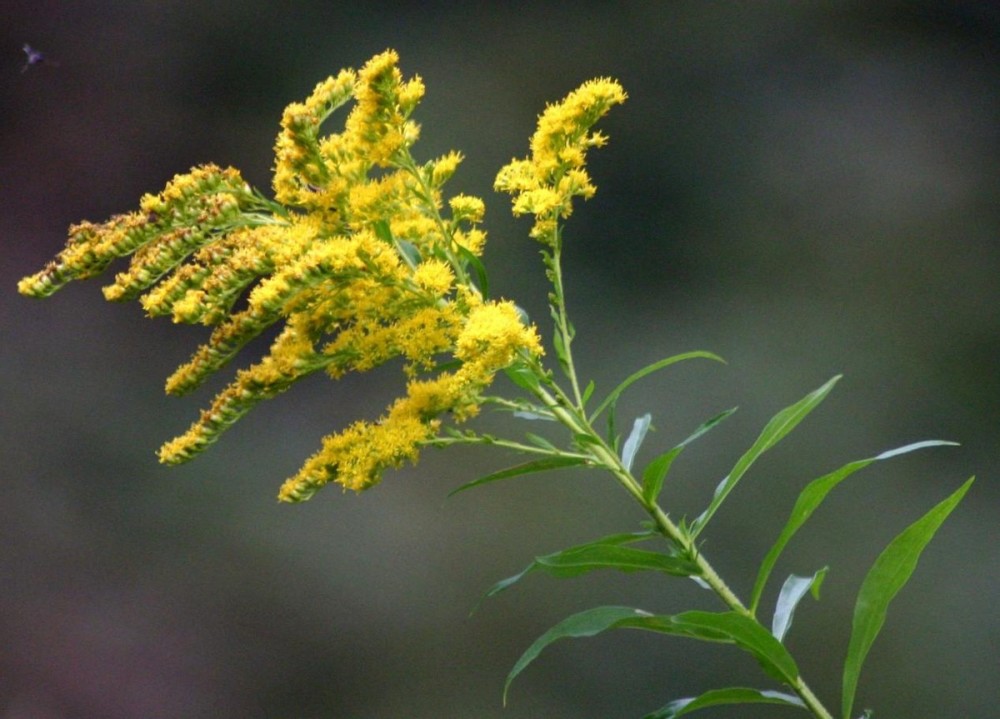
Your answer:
280,297 -> 541,500
18,50 -> 545,501
17,165 -> 258,300
495,78 -> 627,243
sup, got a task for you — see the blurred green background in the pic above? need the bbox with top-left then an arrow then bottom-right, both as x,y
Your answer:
3,2 -> 998,717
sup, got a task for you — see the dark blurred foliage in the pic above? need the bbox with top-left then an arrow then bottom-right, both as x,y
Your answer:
3,2 -> 998,718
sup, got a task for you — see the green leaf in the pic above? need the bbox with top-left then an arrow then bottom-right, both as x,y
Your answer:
841,476 -> 974,719
621,413 -> 653,472
505,606 -> 647,703
504,396 -> 555,421
372,219 -> 393,244
505,608 -> 799,703
664,611 -> 800,684
552,323 -> 570,370
589,351 -> 725,424
374,219 -> 422,265
535,544 -> 699,578
573,432 -> 604,450
692,376 -> 841,539
641,408 -> 739,504
456,243 -> 488,297
505,364 -> 540,392
606,402 -> 620,452
525,432 -> 558,451
582,379 -> 596,406
749,440 -> 958,612
644,687 -> 806,719
771,567 -> 827,642
677,406 -> 739,448
482,531 -> 656,601
395,239 -> 421,266
512,409 -> 555,421
642,447 -> 684,504
447,455 -> 588,497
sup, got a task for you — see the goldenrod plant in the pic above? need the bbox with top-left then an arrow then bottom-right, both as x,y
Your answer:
19,50 -> 972,719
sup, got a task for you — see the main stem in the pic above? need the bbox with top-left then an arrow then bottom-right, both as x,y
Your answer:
546,232 -> 586,408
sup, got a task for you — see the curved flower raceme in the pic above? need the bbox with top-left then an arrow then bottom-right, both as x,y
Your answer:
494,78 -> 626,244
18,50 -> 550,501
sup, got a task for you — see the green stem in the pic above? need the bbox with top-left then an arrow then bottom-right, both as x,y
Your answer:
426,432 -> 589,461
546,230 -> 586,408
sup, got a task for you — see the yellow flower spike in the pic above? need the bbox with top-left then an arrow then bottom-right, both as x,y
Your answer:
152,234 -> 277,326
17,215 -> 145,298
103,194 -> 242,302
279,364 -> 480,501
344,49 -> 416,166
431,151 -> 464,187
511,187 -> 563,218
164,310 -> 274,396
272,69 -> 357,207
346,171 -> 410,229
389,215 -> 443,252
453,228 -> 486,255
397,75 -> 426,114
160,323 -> 331,465
397,305 -> 463,368
493,159 -> 536,194
496,77 -> 626,244
412,259 -> 455,295
456,300 -> 544,371
303,70 -> 357,121
448,195 -> 485,224
19,164 -> 255,300
278,410 -> 435,501
140,232 -> 246,321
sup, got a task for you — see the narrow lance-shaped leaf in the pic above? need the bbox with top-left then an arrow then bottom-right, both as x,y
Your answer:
621,413 -> 652,472
588,351 -> 725,424
771,567 -> 827,642
551,312 -> 572,371
447,455 -> 588,497
456,243 -> 489,297
512,408 -> 555,421
533,544 -> 697,578
606,401 -> 620,453
525,432 -> 558,451
644,687 -> 806,719
642,407 -> 738,504
505,362 -> 541,392
372,219 -> 394,244
642,447 -> 683,505
841,476 -> 974,719
504,606 -> 647,703
749,440 -> 958,613
662,611 -> 800,684
505,608 -> 799,703
481,530 -> 688,601
691,376 -> 841,539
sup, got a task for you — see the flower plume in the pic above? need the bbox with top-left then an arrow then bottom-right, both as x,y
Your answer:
18,52 -> 626,501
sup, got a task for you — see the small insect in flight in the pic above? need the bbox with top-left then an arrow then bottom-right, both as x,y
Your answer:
21,44 -> 57,73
